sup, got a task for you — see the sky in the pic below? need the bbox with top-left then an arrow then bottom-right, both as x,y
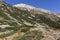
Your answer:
3,0 -> 60,13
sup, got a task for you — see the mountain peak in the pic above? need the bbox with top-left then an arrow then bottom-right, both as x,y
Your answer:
13,3 -> 35,9
13,3 -> 52,13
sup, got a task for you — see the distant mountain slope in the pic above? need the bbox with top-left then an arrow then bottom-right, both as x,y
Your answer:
0,1 -> 60,40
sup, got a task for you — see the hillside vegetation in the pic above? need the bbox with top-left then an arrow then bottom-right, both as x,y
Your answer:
0,1 -> 60,40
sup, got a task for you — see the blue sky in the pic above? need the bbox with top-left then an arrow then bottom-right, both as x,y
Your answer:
4,0 -> 60,13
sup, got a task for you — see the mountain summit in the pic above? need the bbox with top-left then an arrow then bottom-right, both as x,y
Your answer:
13,3 -> 52,13
0,1 -> 60,40
13,3 -> 35,9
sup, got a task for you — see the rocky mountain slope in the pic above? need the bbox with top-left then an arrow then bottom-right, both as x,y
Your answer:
14,3 -> 60,29
0,1 -> 60,40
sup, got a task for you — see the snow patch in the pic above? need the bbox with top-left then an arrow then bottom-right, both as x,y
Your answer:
23,21 -> 33,26
13,3 -> 35,9
13,3 -> 56,14
0,25 -> 13,28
